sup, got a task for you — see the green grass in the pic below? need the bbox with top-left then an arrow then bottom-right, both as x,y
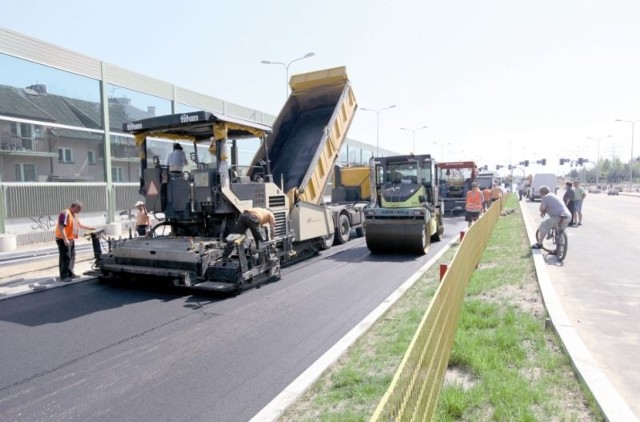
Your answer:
280,195 -> 602,421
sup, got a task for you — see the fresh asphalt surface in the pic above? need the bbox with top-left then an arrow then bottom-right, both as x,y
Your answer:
0,217 -> 467,422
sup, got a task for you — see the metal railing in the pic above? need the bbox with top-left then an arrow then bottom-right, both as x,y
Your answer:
370,197 -> 503,421
0,135 -> 53,154
1,182 -> 143,246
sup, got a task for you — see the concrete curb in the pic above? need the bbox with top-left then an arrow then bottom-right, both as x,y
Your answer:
249,234 -> 460,422
521,201 -> 638,422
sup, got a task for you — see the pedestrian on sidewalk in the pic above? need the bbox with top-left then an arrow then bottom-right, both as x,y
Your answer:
572,180 -> 586,226
563,182 -> 576,226
54,201 -> 95,282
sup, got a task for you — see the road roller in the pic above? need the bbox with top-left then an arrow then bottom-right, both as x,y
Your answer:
364,154 -> 444,254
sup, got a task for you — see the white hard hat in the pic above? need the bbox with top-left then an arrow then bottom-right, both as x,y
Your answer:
135,200 -> 144,207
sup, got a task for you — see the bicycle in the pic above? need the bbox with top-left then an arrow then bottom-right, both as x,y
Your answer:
535,219 -> 568,262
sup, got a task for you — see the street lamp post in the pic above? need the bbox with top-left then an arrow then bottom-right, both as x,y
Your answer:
261,52 -> 315,101
400,125 -> 428,154
615,118 -> 640,191
360,105 -> 396,156
586,135 -> 611,186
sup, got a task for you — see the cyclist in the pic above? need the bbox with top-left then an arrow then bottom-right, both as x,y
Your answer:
531,185 -> 571,249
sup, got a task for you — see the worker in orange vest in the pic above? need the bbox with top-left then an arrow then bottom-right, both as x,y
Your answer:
465,182 -> 484,227
54,201 -> 95,282
490,183 -> 503,202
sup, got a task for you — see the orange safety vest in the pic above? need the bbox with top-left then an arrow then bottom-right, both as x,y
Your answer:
466,190 -> 483,212
54,209 -> 78,240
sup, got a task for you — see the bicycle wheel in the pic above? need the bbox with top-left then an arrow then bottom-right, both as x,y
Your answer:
555,230 -> 568,261
539,228 -> 556,252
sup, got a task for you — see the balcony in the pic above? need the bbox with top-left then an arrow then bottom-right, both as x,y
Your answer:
0,135 -> 58,157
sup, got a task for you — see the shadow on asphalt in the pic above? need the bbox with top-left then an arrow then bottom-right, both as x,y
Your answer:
0,279 -> 228,327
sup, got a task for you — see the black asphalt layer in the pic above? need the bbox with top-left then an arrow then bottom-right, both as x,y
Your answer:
0,217 -> 467,422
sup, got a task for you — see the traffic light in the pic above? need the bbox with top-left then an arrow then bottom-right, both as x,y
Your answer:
508,164 -> 513,170
496,165 -> 503,170
540,158 -> 546,165
559,158 -> 569,165
524,160 -> 529,167
577,158 -> 583,165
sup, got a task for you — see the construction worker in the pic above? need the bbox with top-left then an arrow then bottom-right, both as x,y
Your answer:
54,201 -> 95,281
481,186 -> 491,211
222,208 -> 276,258
465,182 -> 484,227
490,183 -> 503,202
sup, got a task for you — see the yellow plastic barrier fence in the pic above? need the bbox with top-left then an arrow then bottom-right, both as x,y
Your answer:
370,196 -> 505,421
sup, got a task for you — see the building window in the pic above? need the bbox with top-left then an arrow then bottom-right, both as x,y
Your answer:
58,148 -> 73,163
112,166 -> 124,182
10,122 -> 42,150
15,163 -> 37,182
88,150 -> 96,165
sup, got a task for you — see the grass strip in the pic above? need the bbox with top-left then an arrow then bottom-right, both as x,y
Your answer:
280,195 -> 602,421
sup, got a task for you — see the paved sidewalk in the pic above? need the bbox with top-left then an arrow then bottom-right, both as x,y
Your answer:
0,240 -> 97,300
521,200 -> 638,422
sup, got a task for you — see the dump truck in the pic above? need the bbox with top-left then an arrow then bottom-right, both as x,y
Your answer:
251,66 -> 359,247
364,154 -> 444,254
327,164 -> 372,243
477,170 -> 501,190
436,161 -> 478,215
96,67 -> 357,293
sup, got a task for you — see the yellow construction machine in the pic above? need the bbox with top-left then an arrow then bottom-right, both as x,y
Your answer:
364,154 -> 444,254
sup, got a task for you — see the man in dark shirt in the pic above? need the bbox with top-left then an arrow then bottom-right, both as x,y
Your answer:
562,182 -> 576,226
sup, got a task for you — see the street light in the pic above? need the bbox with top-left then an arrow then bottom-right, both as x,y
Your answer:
586,135 -> 611,186
615,118 -> 640,191
261,52 -> 315,101
400,125 -> 428,154
360,105 -> 396,156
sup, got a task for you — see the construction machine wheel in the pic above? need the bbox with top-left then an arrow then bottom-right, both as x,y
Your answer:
321,233 -> 334,250
430,218 -> 444,242
334,213 -> 351,244
365,221 -> 430,255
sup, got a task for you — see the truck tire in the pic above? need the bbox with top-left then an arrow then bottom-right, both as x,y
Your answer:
334,213 -> 351,244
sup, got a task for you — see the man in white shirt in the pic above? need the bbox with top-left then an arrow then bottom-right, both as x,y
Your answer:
531,186 -> 571,249
167,143 -> 188,172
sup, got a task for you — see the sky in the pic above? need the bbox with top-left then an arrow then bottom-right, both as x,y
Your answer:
3,0 -> 640,177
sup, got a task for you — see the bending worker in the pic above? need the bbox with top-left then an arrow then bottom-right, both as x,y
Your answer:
222,208 -> 276,258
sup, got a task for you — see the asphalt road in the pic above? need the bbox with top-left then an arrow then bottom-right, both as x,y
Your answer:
0,217 -> 467,422
521,192 -> 640,418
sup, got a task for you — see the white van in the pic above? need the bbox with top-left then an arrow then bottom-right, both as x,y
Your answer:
529,173 -> 557,201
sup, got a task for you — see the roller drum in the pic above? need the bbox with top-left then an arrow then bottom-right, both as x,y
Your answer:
365,220 -> 429,255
